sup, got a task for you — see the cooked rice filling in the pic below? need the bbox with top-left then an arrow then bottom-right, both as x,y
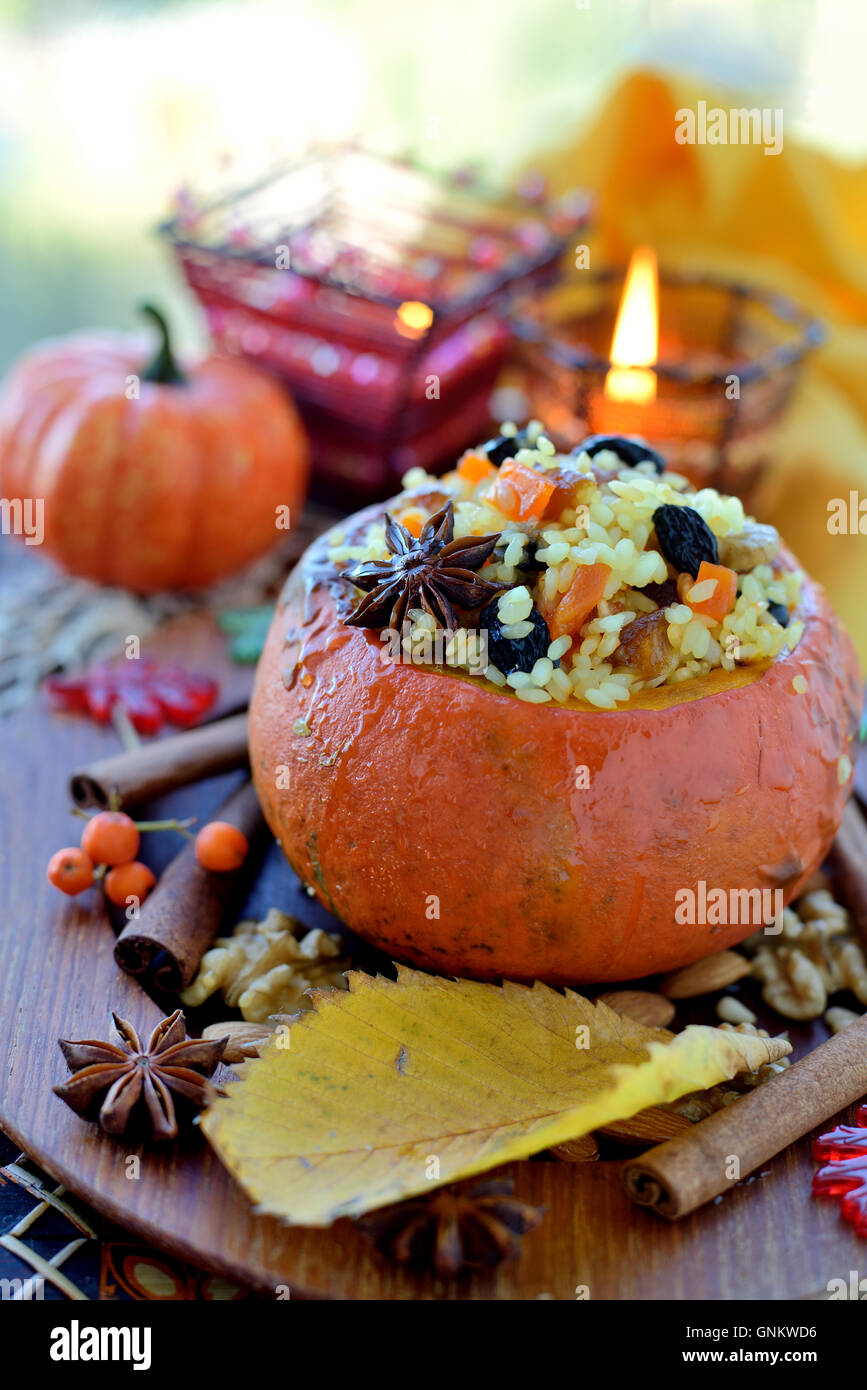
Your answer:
328,423 -> 803,709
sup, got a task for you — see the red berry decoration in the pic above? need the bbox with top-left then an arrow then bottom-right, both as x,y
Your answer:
812,1103 -> 867,1236
104,862 -> 157,907
81,811 -> 140,866
195,821 -> 249,872
47,848 -> 94,896
45,659 -> 218,735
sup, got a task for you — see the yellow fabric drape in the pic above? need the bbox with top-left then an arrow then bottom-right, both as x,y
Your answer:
535,70 -> 867,667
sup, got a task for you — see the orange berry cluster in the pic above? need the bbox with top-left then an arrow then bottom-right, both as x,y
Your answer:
47,811 -> 249,906
47,812 -> 155,906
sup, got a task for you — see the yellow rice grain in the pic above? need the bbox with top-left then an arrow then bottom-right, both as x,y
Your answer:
516,686 -> 552,703
687,577 -> 717,604
547,635 -> 572,661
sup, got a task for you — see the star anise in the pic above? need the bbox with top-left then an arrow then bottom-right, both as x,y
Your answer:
343,502 -> 502,631
53,1010 -> 227,1141
356,1179 -> 545,1276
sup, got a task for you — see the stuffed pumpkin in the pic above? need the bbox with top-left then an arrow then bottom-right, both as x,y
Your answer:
250,425 -> 861,984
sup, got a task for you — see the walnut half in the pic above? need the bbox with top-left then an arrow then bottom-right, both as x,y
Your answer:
181,908 -> 349,1022
751,944 -> 827,1020
745,886 -> 867,1020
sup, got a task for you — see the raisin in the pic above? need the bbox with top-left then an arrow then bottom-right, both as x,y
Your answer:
652,505 -> 718,579
541,464 -> 595,519
617,610 -> 678,680
492,538 -> 543,573
479,600 -> 553,677
516,541 -> 544,573
643,578 -> 679,609
481,430 -> 530,466
768,601 -> 789,628
573,434 -> 665,474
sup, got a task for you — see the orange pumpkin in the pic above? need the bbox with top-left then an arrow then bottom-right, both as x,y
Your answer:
0,307 -> 310,592
250,501 -> 862,985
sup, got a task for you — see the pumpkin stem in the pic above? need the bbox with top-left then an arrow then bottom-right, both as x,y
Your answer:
140,304 -> 186,385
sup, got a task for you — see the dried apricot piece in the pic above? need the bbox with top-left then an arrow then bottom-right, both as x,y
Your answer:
548,562 -> 611,640
686,561 -> 738,622
487,459 -> 555,524
457,451 -> 496,487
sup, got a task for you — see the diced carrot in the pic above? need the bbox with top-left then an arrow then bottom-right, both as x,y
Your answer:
549,562 -> 612,640
457,451 -> 496,487
686,561 -> 738,622
487,458 -> 556,523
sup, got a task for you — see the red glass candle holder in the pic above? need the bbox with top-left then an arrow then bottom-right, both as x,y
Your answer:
512,269 -> 824,506
159,148 -> 591,504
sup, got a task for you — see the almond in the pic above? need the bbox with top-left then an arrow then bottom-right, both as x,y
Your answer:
659,950 -> 751,999
202,1020 -> 273,1063
596,1106 -> 693,1146
549,1134 -> 599,1162
597,989 -> 675,1028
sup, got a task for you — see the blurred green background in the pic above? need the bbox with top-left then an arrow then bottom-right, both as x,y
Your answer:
0,0 -> 863,368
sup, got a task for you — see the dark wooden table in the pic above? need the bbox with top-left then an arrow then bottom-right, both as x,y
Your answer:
0,606 -> 863,1299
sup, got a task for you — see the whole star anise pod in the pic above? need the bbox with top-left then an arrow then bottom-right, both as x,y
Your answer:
356,1179 -> 545,1276
53,1010 -> 227,1141
344,502 -> 502,631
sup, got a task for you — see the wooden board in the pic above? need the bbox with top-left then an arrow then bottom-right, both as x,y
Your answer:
0,609 -> 864,1301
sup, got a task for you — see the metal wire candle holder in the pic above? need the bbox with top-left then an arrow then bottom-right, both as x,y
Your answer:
513,268 -> 824,505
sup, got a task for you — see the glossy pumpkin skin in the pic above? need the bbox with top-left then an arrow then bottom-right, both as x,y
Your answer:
250,507 -> 862,984
0,326 -> 310,591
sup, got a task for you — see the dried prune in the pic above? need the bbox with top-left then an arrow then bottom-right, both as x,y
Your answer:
768,601 -> 789,628
573,434 -> 665,474
652,505 -> 718,579
479,600 -> 553,677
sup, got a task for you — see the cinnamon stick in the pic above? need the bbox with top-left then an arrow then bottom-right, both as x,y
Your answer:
114,779 -> 263,992
70,712 -> 249,809
828,796 -> 867,947
623,1014 -> 867,1219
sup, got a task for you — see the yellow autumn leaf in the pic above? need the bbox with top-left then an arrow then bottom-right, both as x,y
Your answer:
200,966 -> 790,1225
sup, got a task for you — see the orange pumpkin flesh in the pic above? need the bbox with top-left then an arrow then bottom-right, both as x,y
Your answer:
0,310 -> 310,592
250,506 -> 862,985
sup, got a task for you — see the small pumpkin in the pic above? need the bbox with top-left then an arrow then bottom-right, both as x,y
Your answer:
250,500 -> 861,986
0,306 -> 310,592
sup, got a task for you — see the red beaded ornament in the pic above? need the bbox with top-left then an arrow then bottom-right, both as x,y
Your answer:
812,1103 -> 867,1236
45,660 -> 218,735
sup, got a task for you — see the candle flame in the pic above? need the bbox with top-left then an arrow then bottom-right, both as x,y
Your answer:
605,247 -> 658,405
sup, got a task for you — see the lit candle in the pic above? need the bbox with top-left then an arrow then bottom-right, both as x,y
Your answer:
604,246 -> 658,405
